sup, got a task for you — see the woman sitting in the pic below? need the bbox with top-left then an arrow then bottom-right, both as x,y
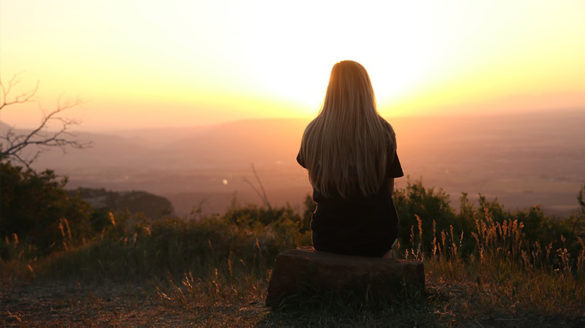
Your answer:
297,60 -> 404,257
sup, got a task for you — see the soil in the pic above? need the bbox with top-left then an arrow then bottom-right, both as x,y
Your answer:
0,280 -> 266,327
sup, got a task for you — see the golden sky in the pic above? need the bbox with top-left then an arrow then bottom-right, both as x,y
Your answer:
1,0 -> 584,130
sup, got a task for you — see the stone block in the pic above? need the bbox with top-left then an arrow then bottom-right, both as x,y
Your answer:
265,248 -> 425,306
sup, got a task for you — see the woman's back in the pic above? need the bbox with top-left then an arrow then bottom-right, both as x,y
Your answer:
297,60 -> 404,257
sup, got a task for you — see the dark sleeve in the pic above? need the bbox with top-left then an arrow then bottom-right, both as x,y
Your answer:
296,151 -> 306,168
389,152 -> 404,178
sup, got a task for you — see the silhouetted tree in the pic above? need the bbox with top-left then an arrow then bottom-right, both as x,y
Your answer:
0,74 -> 90,167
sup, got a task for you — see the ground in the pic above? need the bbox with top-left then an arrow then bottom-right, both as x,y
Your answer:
2,279 -> 584,328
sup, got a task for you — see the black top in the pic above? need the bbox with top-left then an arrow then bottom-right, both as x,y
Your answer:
296,152 -> 404,203
296,148 -> 404,257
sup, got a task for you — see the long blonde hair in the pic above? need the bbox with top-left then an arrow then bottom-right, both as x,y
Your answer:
299,60 -> 396,199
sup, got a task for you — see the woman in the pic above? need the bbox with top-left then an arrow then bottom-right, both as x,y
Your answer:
297,60 -> 404,257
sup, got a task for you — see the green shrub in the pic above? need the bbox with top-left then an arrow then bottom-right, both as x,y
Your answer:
393,179 -> 463,252
0,161 -> 93,258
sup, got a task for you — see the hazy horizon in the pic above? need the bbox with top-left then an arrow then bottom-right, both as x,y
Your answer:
4,107 -> 584,133
6,110 -> 582,219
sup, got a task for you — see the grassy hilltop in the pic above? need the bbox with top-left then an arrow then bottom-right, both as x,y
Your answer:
1,161 -> 585,327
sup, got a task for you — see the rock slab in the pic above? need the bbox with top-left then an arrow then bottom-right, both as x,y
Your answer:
265,248 -> 425,306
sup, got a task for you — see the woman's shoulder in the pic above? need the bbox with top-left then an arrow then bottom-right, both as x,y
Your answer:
379,117 -> 396,137
302,118 -> 319,136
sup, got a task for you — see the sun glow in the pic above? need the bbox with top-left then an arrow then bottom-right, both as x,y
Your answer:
1,1 -> 584,129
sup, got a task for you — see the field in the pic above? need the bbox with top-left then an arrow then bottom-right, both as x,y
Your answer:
2,180 -> 585,327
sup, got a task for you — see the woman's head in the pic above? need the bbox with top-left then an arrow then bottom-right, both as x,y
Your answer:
322,60 -> 377,119
300,60 -> 395,199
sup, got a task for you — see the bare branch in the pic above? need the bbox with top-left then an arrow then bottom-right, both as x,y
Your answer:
0,74 -> 91,167
243,164 -> 271,210
252,164 -> 271,210
0,74 -> 39,111
243,177 -> 267,207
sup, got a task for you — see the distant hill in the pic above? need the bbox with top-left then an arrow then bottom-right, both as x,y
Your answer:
68,188 -> 175,219
0,121 -> 11,131
21,118 -> 309,171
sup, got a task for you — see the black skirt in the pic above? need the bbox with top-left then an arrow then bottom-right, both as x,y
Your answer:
311,195 -> 399,257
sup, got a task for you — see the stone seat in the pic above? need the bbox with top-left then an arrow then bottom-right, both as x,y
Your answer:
265,247 -> 425,306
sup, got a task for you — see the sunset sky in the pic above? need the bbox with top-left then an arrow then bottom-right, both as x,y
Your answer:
1,0 -> 584,130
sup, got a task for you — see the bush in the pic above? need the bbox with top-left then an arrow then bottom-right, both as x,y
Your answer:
39,211 -> 312,281
393,179 -> 464,252
393,180 -> 585,262
0,161 -> 93,258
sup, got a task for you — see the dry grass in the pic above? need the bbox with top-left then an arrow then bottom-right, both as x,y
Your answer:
1,203 -> 585,327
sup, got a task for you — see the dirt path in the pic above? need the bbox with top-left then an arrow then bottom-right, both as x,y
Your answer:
0,281 -> 268,327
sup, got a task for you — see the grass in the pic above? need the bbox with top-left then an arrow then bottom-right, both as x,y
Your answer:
2,201 -> 585,327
